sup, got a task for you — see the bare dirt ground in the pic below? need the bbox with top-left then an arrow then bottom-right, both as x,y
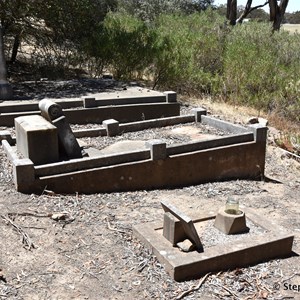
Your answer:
0,80 -> 299,300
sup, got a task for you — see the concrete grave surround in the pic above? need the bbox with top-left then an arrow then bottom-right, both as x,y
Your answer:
0,88 -> 180,126
1,90 -> 268,194
133,207 -> 294,282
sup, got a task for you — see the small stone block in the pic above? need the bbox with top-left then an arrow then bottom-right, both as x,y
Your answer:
102,119 -> 119,137
163,212 -> 186,246
15,115 -> 59,165
83,97 -> 96,108
214,208 -> 248,235
145,139 -> 167,160
164,91 -> 177,103
192,108 -> 207,122
177,239 -> 195,252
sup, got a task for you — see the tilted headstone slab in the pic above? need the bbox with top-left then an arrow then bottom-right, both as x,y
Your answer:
161,200 -> 204,252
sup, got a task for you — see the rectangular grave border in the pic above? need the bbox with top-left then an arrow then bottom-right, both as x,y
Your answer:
0,91 -> 178,126
1,107 -> 267,194
133,207 -> 294,281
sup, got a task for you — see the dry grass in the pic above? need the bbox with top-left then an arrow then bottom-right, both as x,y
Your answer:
181,95 -> 300,155
185,95 -> 299,132
282,23 -> 300,33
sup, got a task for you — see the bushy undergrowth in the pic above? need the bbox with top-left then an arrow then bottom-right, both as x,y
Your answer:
223,22 -> 300,123
95,10 -> 299,124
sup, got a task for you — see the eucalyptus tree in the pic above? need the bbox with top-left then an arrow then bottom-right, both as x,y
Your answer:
0,0 -> 118,97
0,24 -> 12,99
118,0 -> 215,21
226,0 -> 289,31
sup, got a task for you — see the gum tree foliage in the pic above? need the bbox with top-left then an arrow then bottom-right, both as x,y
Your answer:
285,11 -> 300,24
0,0 -> 117,80
117,0 -> 215,21
40,0 -> 117,47
226,0 -> 289,30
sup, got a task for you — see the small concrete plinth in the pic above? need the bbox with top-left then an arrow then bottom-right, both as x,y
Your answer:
146,139 -> 167,160
163,212 -> 186,246
15,115 -> 59,165
214,209 -> 248,235
133,208 -> 294,282
103,119 -> 119,137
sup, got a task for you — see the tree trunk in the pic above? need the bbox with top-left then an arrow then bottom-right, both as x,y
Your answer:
227,0 -> 237,25
269,0 -> 289,31
228,0 -> 288,30
0,25 -> 12,100
237,0 -> 253,23
10,33 -> 21,63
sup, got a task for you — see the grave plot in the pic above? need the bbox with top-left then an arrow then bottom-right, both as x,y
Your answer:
0,88 -> 179,126
133,201 -> 294,281
0,89 -> 267,194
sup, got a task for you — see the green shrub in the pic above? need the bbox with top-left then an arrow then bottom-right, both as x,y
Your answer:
102,12 -> 157,79
223,22 -> 300,123
98,11 -> 300,125
151,10 -> 225,93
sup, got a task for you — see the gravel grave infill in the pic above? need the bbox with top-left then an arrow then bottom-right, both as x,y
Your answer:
78,122 -> 230,151
200,219 -> 268,248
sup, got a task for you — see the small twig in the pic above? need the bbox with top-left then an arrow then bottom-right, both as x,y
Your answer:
21,225 -> 46,230
216,283 -> 239,299
106,218 -> 127,234
280,148 -> 300,162
283,272 -> 300,282
175,272 -> 211,300
7,211 -> 52,218
1,215 -> 35,250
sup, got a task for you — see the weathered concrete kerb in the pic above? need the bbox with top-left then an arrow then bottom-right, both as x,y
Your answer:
133,206 -> 294,281
0,90 -> 180,126
1,101 -> 267,194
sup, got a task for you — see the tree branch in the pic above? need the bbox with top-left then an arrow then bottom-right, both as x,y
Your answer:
237,1 -> 269,23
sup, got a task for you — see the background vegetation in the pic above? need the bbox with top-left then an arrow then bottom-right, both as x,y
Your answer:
1,0 -> 299,126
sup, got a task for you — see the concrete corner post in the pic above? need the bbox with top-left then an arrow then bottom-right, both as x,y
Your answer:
83,97 -> 96,108
164,91 -> 177,103
248,124 -> 268,178
0,130 -> 13,145
146,139 -> 167,160
13,158 -> 35,193
248,124 -> 268,142
102,119 -> 119,137
192,108 -> 207,122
